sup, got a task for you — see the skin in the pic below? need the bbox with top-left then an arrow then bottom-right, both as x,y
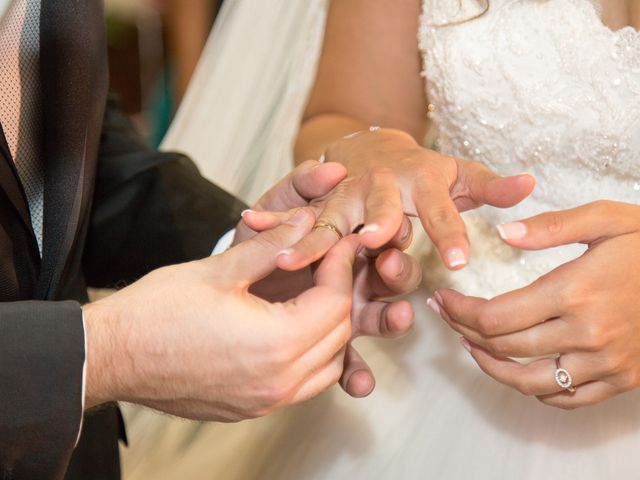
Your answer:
293,0 -> 640,409
84,161 -> 422,420
236,160 -> 423,396
433,201 -> 640,409
291,0 -> 536,273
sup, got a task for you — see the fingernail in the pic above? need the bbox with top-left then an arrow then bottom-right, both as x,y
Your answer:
359,224 -> 380,235
289,209 -> 309,226
278,248 -> 294,257
427,298 -> 441,315
497,222 -> 527,240
446,248 -> 467,268
241,209 -> 254,218
460,337 -> 472,353
400,221 -> 411,242
434,290 -> 444,305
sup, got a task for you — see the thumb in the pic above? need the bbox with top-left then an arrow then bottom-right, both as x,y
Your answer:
253,160 -> 347,212
496,201 -> 640,250
216,207 -> 316,287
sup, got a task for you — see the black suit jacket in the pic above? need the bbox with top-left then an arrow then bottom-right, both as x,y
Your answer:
0,2 -> 246,479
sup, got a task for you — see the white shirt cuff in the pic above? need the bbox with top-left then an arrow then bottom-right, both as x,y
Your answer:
212,229 -> 236,256
76,309 -> 87,447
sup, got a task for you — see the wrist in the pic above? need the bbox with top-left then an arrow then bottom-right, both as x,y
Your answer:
83,301 -> 129,409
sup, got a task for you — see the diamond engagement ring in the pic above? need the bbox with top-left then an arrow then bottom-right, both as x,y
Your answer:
313,221 -> 344,240
554,357 -> 577,393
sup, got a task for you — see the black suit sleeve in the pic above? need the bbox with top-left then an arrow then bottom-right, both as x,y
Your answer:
0,301 -> 85,480
83,96 -> 247,288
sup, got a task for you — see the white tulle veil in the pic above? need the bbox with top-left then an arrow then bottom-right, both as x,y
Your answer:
161,0 -> 330,204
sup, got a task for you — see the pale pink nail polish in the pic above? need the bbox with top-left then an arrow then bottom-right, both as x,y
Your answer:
241,209 -> 254,218
497,222 -> 527,240
446,248 -> 467,268
434,290 -> 444,305
427,298 -> 441,315
460,337 -> 472,353
359,224 -> 380,235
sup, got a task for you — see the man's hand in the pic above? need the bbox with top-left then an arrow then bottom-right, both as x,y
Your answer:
244,207 -> 421,398
83,208 -> 360,422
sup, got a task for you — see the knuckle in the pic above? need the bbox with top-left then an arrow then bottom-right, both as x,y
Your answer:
427,205 -> 458,228
369,166 -> 396,181
476,309 -> 501,335
515,381 -> 536,397
264,331 -> 299,367
592,200 -> 615,217
618,370 -> 640,391
602,352 -> 626,375
580,322 -> 609,352
543,211 -> 565,235
557,279 -> 590,312
330,363 -> 345,386
262,379 -> 294,407
338,319 -> 353,345
253,230 -> 291,251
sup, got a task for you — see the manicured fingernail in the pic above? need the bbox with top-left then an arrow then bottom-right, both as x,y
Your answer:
427,298 -> 441,315
359,224 -> 380,236
434,290 -> 444,305
289,209 -> 309,226
460,337 -> 472,353
497,222 -> 527,240
278,248 -> 294,257
241,209 -> 254,218
446,248 -> 467,268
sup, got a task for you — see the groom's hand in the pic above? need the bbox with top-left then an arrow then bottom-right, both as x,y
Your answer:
244,207 -> 422,398
233,159 -> 348,246
83,208 -> 360,422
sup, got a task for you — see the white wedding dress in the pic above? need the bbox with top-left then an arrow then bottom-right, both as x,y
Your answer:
122,0 -> 640,478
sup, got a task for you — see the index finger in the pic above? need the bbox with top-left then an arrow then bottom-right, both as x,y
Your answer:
292,235 -> 361,326
435,272 -> 564,336
278,192 -> 361,271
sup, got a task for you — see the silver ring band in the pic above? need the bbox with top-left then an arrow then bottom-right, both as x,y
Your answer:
554,357 -> 576,393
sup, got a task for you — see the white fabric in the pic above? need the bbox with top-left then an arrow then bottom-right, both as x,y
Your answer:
161,0 -> 329,205
211,228 -> 236,256
0,0 -> 10,20
0,0 -> 43,254
122,1 -> 640,479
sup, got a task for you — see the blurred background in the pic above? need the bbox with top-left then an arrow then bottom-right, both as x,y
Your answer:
105,0 -> 223,146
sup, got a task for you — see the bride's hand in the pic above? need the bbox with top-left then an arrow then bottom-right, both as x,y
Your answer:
279,128 -> 536,271
433,200 -> 640,409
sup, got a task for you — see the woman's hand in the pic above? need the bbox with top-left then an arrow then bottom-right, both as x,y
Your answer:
281,127 -> 536,271
432,200 -> 640,409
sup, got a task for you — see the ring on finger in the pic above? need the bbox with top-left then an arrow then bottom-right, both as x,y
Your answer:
313,220 -> 344,240
554,357 -> 577,393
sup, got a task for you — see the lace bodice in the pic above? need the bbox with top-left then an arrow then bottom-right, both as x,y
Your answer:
418,0 -> 640,296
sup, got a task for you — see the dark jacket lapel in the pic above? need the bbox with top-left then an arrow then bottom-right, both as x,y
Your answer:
37,0 -> 108,299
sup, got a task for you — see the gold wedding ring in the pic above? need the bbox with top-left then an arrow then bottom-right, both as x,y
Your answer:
313,221 -> 344,240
